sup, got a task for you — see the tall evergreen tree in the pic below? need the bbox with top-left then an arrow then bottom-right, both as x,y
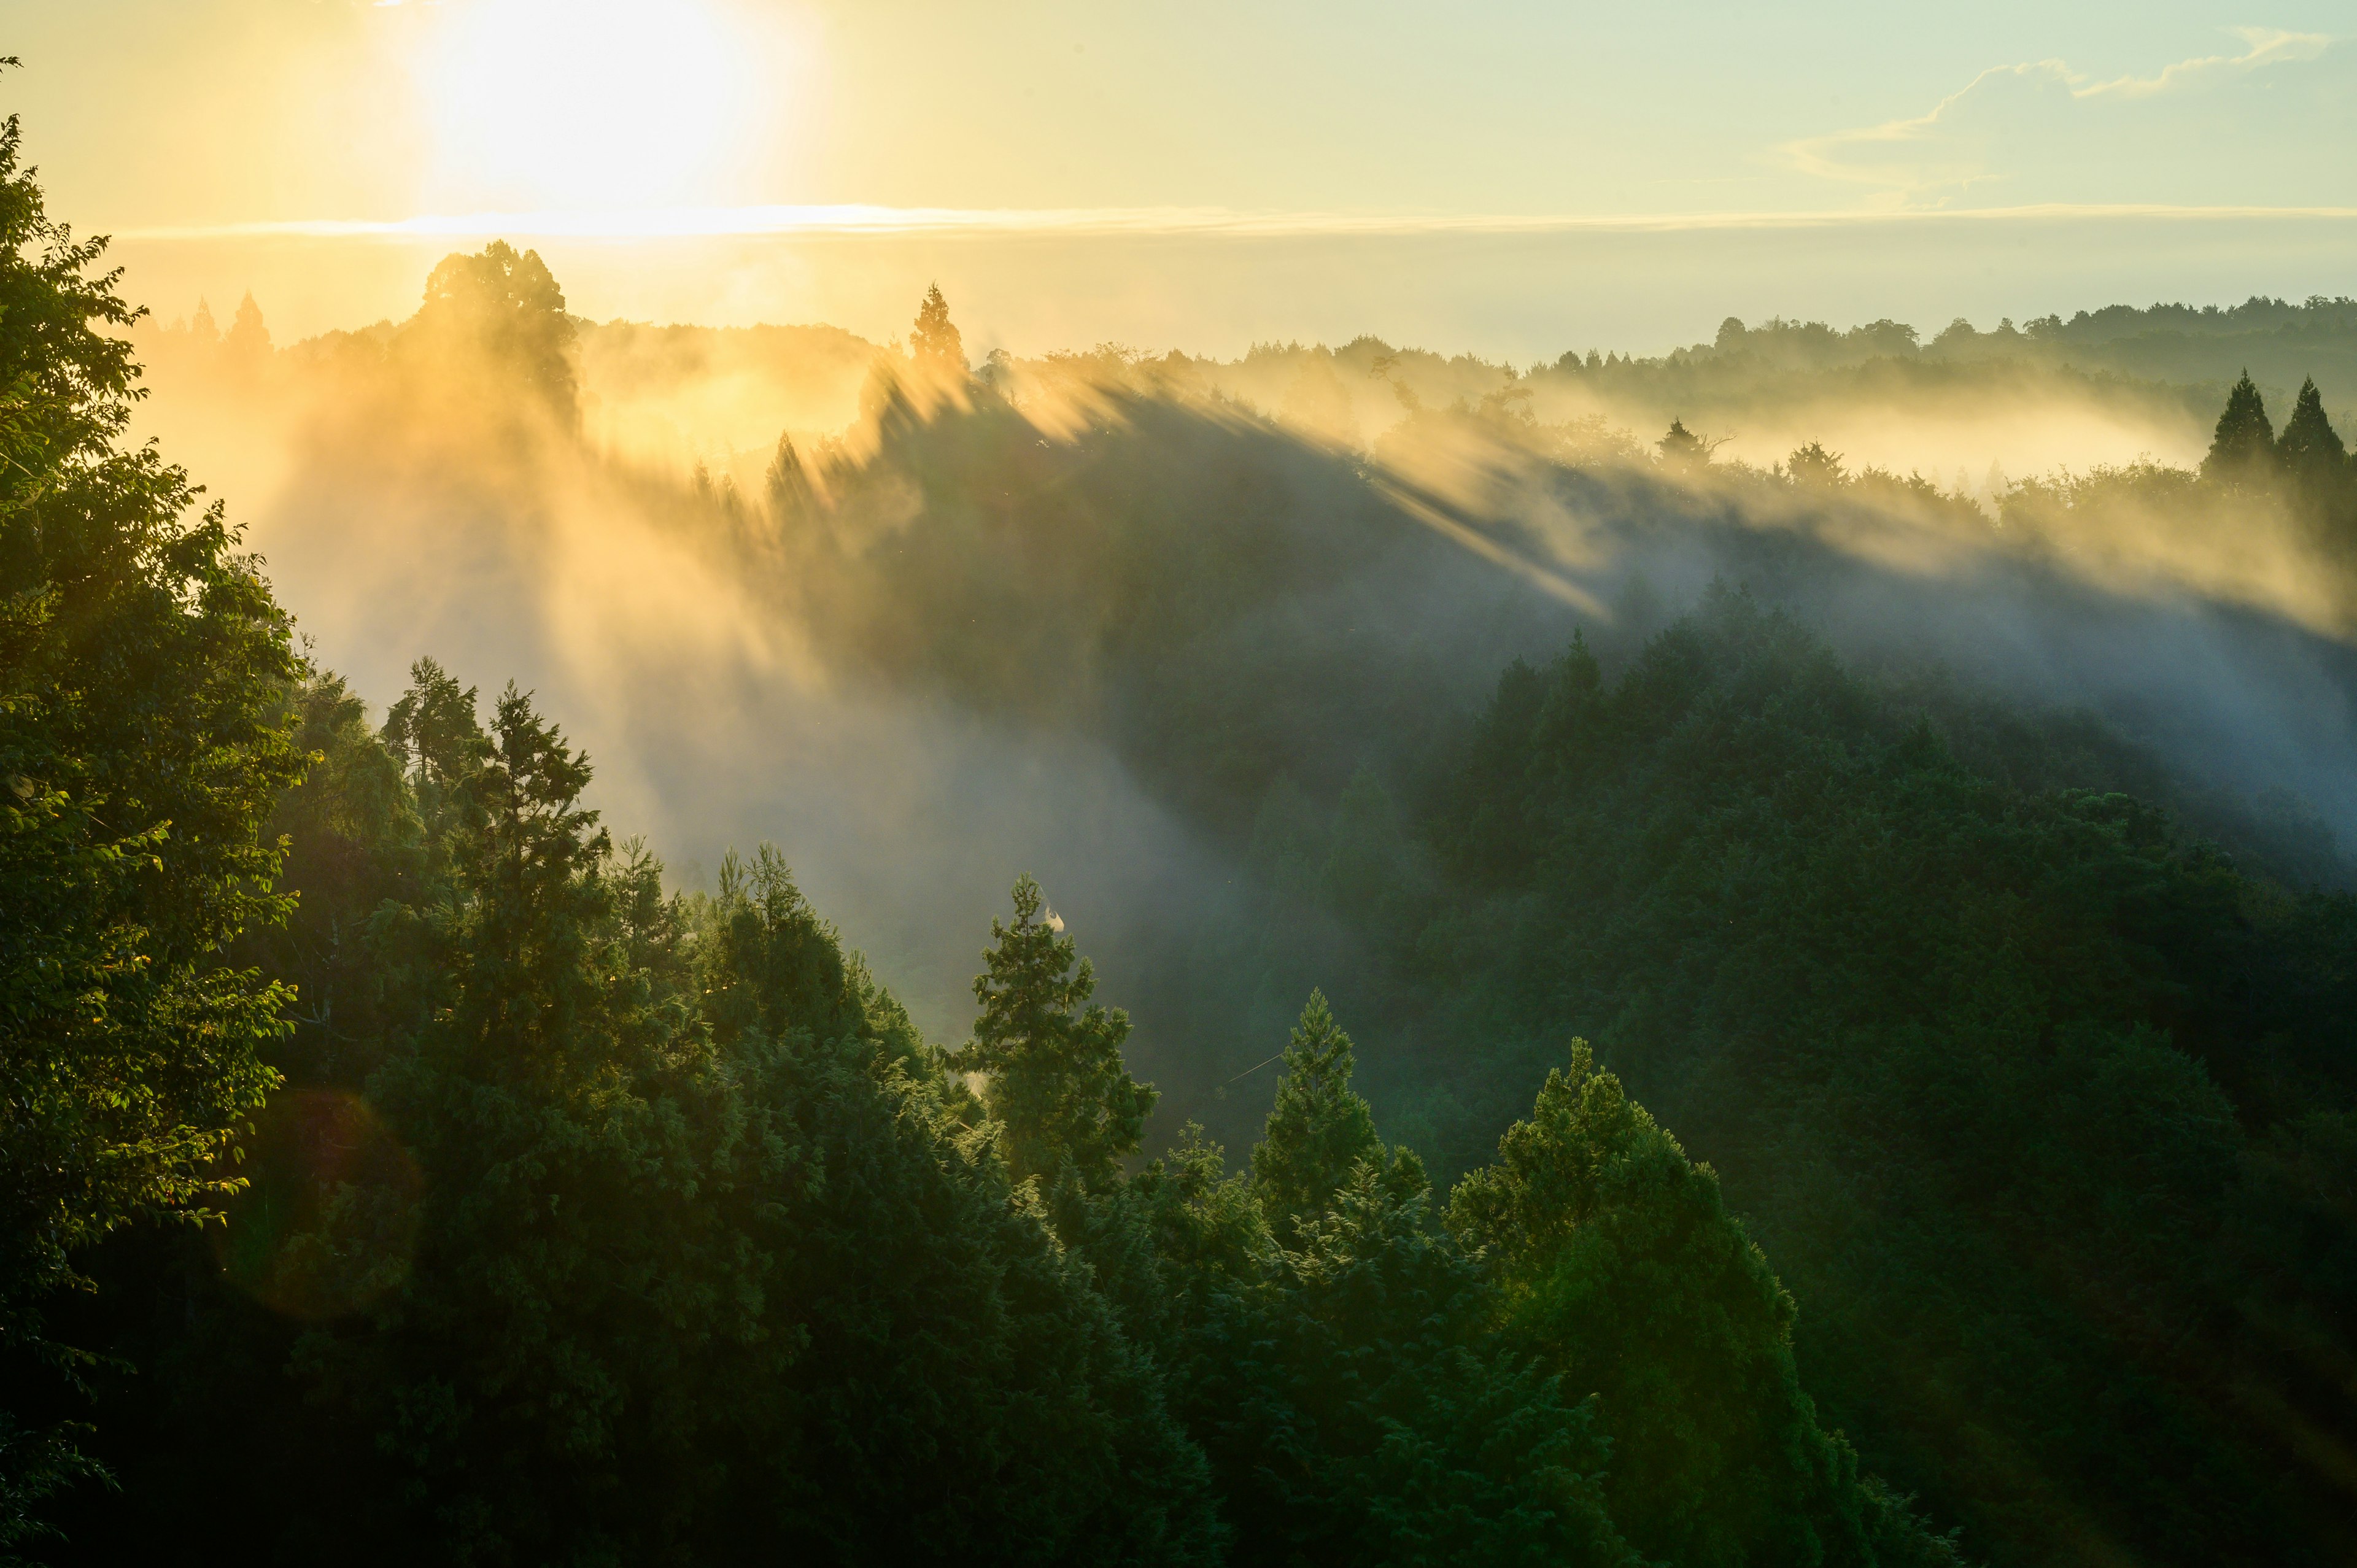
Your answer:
1657,417 -> 1713,471
2277,377 -> 2345,471
1250,990 -> 1382,1232
1450,1043 -> 1960,1568
223,290 -> 271,360
2200,370 -> 2277,490
2275,376 -> 2353,535
956,875 -> 1156,1186
910,283 -> 966,375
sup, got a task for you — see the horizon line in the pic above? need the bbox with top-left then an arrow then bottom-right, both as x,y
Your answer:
115,201 -> 2357,244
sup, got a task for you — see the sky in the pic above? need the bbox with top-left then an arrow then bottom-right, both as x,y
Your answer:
4,0 -> 2354,355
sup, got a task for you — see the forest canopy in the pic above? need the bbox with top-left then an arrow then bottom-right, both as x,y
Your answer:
9,110 -> 2357,1568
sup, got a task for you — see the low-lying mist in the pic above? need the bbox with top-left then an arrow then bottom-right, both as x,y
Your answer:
127,254 -> 2357,1146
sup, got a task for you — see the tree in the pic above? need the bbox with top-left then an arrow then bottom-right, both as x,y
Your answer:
910,283 -> 966,376
955,876 -> 1155,1186
2200,370 -> 2275,490
1250,990 -> 1382,1232
1450,1043 -> 1958,1568
223,291 -> 271,360
401,240 -> 578,422
0,88 -> 304,1525
381,655 -> 492,846
2278,377 -> 2348,474
2275,376 -> 2353,531
110,666 -> 1220,1566
1786,440 -> 1848,489
1180,1140 -> 1638,1568
1657,417 -> 1720,471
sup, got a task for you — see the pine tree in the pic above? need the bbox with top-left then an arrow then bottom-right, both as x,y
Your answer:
2200,371 -> 2277,490
1787,441 -> 1847,489
764,433 -> 818,524
1250,990 -> 1382,1231
957,875 -> 1156,1186
910,283 -> 966,374
382,656 -> 493,857
2275,377 -> 2353,535
2278,377 -> 2348,473
252,690 -> 1221,1564
1657,418 -> 1711,470
224,291 -> 271,359
1451,1042 -> 1960,1568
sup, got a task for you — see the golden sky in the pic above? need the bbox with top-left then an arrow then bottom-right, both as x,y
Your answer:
6,1 -> 2355,353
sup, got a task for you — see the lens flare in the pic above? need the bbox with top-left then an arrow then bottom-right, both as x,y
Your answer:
214,1089 -> 424,1322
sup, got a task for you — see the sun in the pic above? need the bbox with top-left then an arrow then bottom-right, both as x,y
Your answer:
421,0 -> 761,211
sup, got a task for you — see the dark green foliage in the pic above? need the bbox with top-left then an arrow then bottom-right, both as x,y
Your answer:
1249,990 -> 1382,1233
1196,1156 -> 1638,1568
2276,376 -> 2356,541
2200,369 -> 2275,490
1415,587 -> 2357,1566
0,1413 -> 103,1566
0,89 -> 304,1520
23,139 -> 2357,1566
1092,1100 -> 1639,1567
2278,376 -> 2348,474
60,668 -> 1221,1566
1450,1043 -> 1956,1568
954,875 -> 1158,1188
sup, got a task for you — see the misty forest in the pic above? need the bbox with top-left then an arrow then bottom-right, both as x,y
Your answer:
13,90 -> 2357,1568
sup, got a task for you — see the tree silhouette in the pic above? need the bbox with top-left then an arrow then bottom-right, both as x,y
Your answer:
2200,370 -> 2276,491
224,291 -> 271,359
405,239 -> 579,421
910,283 -> 966,374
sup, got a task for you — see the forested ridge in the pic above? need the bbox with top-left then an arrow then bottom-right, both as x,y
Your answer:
9,104 -> 2357,1568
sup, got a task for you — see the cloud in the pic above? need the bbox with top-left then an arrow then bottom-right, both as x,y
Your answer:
2078,26 -> 2329,99
1781,30 -> 2340,206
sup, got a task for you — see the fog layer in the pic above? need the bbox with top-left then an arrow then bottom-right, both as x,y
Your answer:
128,261 -> 2357,1140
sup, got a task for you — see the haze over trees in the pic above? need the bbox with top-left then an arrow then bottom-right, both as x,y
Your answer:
10,106 -> 2357,1568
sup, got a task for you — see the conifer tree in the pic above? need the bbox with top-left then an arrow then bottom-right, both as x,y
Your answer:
381,656 -> 493,868
1657,417 -> 1712,470
2276,377 -> 2351,531
223,290 -> 271,359
2278,377 -> 2348,473
1787,441 -> 1847,489
957,875 -> 1156,1185
1250,990 -> 1382,1231
2200,370 -> 2277,490
383,657 -> 492,786
764,433 -> 818,524
1450,1043 -> 1952,1568
910,282 -> 966,374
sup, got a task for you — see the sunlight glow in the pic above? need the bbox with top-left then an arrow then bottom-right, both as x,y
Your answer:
421,0 -> 760,210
